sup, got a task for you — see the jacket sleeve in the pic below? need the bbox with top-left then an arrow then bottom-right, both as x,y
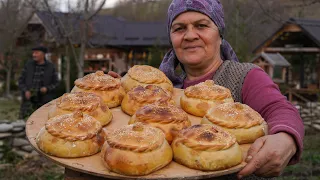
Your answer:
18,63 -> 29,92
46,65 -> 59,92
242,68 -> 304,165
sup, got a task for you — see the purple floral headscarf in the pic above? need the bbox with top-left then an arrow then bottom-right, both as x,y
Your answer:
159,0 -> 239,88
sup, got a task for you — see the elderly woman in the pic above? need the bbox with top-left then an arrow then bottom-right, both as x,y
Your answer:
158,0 -> 304,179
108,0 -> 304,179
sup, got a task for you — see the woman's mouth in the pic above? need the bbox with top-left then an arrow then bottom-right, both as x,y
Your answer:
184,46 -> 201,51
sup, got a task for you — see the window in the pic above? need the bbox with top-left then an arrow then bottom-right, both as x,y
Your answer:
273,66 -> 282,79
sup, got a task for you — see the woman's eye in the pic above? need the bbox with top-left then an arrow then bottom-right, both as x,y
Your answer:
197,24 -> 207,28
174,27 -> 184,32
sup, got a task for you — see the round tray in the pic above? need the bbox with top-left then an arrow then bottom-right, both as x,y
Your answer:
26,88 -> 250,180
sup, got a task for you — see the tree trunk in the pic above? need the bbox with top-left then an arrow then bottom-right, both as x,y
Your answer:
78,43 -> 85,78
5,66 -> 11,98
65,45 -> 70,92
77,0 -> 89,79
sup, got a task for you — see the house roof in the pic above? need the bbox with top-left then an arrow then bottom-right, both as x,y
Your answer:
291,18 -> 320,46
253,18 -> 320,53
251,52 -> 291,67
34,11 -> 170,47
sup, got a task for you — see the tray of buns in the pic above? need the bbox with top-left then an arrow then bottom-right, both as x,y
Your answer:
26,65 -> 268,180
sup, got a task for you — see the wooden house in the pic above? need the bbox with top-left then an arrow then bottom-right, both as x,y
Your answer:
253,18 -> 320,90
251,52 -> 291,83
24,11 -> 171,76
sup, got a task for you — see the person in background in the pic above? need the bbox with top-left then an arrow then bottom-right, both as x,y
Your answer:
18,46 -> 59,119
158,0 -> 304,179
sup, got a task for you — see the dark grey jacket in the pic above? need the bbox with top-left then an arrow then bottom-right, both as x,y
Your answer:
18,59 -> 59,104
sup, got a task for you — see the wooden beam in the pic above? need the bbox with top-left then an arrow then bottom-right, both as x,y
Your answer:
254,24 -> 303,54
283,24 -> 302,32
265,47 -> 320,53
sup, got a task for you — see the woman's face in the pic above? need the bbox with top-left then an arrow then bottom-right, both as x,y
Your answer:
170,11 -> 221,68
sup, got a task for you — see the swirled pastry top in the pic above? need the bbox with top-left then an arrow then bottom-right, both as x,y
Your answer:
74,71 -> 121,90
128,65 -> 172,84
56,92 -> 105,112
135,103 -> 188,124
128,85 -> 172,103
205,102 -> 264,129
45,111 -> 102,141
174,124 -> 236,151
106,123 -> 165,152
184,80 -> 232,101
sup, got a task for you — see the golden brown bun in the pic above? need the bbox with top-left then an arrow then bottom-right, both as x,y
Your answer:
101,122 -> 172,176
180,80 -> 234,117
121,65 -> 173,94
71,71 -> 125,108
48,92 -> 113,126
121,85 -> 174,116
171,124 -> 242,171
129,103 -> 191,144
202,102 -> 267,144
36,111 -> 104,158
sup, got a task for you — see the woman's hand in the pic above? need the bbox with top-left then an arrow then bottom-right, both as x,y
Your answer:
238,132 -> 297,179
108,71 -> 121,78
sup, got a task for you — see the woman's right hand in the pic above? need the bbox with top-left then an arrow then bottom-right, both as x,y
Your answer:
108,71 -> 121,78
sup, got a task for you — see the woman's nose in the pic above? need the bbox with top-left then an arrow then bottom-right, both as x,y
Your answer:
184,27 -> 199,41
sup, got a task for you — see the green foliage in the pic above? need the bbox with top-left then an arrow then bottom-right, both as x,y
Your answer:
1,79 -> 19,93
148,44 -> 165,68
0,99 -> 20,120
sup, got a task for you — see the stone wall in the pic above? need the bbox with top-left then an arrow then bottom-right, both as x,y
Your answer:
0,120 -> 37,160
295,102 -> 320,131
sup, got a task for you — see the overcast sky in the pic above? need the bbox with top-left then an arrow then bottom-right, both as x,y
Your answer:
58,0 -> 119,11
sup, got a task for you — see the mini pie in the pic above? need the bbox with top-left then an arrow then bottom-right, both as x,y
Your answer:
48,92 -> 112,126
36,111 -> 104,158
171,124 -> 242,171
180,80 -> 234,117
71,71 -> 125,108
121,65 -> 173,94
202,102 -> 266,144
129,102 -> 191,144
101,122 -> 172,176
121,85 -> 174,116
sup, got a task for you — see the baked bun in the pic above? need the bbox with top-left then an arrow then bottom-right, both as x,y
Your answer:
121,85 -> 174,116
101,122 -> 172,176
129,103 -> 191,144
48,92 -> 112,126
36,111 -> 104,158
71,71 -> 125,108
171,124 -> 242,171
202,102 -> 266,144
180,80 -> 234,117
121,65 -> 173,94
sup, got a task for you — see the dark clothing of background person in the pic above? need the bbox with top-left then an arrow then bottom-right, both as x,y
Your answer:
18,59 -> 59,119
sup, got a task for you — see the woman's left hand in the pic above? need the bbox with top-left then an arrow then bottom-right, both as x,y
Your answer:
237,132 -> 297,179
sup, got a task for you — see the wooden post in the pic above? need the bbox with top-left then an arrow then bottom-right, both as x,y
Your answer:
317,53 -> 320,89
300,53 -> 304,88
289,88 -> 293,102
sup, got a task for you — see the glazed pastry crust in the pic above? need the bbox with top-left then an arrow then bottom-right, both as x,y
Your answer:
121,85 -> 174,116
48,92 -> 112,126
202,102 -> 266,144
36,112 -> 104,158
171,124 -> 242,171
101,123 -> 172,176
71,71 -> 125,108
180,80 -> 234,117
129,103 -> 191,144
121,65 -> 173,94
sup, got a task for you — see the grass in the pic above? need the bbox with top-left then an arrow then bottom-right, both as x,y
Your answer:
0,98 -> 20,121
278,131 -> 320,180
0,156 -> 64,180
